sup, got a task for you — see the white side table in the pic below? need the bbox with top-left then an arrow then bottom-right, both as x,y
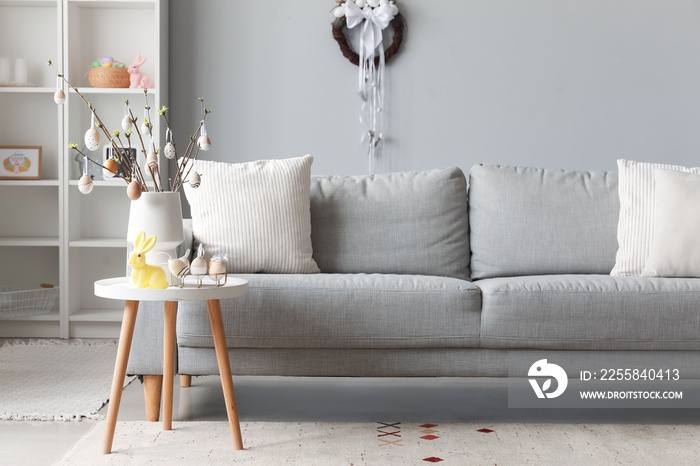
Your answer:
95,275 -> 249,454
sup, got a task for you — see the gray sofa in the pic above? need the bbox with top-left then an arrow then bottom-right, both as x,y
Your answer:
126,163 -> 700,399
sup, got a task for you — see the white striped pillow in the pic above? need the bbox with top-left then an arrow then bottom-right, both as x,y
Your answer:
183,155 -> 320,274
611,159 -> 700,276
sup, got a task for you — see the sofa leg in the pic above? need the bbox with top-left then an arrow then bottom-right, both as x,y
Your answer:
143,375 -> 163,422
180,375 -> 192,387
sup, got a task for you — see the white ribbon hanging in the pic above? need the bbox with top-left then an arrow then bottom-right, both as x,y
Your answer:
345,1 -> 394,174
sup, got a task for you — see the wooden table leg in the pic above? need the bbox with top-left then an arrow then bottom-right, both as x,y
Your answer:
163,301 -> 177,431
103,300 -> 139,454
207,298 -> 244,450
143,375 -> 163,422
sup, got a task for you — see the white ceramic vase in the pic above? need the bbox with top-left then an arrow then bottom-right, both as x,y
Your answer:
126,191 -> 184,282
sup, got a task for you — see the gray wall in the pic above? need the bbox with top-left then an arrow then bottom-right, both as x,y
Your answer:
169,0 -> 700,178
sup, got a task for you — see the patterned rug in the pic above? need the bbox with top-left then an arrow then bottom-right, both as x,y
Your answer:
0,339 -> 134,421
55,420 -> 700,464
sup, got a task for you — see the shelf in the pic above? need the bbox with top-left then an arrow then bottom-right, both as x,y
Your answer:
0,237 -> 60,247
0,86 -> 55,94
1,310 -> 60,321
67,0 -> 155,9
0,179 -> 59,186
0,1 -> 57,7
69,237 -> 126,248
70,87 -> 157,95
70,308 -> 123,322
68,179 -> 155,189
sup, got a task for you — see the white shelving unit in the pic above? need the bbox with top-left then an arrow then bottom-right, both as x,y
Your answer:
0,0 -> 168,338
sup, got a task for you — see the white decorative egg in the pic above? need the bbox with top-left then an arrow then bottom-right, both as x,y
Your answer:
164,142 -> 176,159
390,2 -> 398,14
188,172 -> 201,189
355,0 -> 366,6
146,152 -> 158,173
379,0 -> 388,5
53,90 -> 66,105
333,6 -> 345,17
208,260 -> 226,280
190,257 -> 207,275
140,122 -> 150,136
197,135 -> 211,151
368,0 -> 379,7
121,116 -> 133,131
84,128 -> 100,151
78,174 -> 93,194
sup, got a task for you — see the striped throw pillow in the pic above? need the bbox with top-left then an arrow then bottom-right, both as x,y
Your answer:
611,159 -> 700,276
183,155 -> 320,274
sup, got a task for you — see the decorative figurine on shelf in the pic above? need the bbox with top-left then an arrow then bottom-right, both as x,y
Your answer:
208,253 -> 228,287
128,54 -> 153,89
190,243 -> 208,288
160,249 -> 191,288
128,231 -> 168,289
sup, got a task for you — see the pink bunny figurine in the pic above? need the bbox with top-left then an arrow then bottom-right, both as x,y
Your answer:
128,54 -> 153,89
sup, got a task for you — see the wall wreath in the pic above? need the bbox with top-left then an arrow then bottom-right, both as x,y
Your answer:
331,0 -> 406,173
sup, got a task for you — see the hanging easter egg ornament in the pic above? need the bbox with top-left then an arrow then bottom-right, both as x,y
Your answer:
122,101 -> 133,131
197,121 -> 211,151
146,141 -> 158,175
53,76 -> 65,105
331,0 -> 405,174
127,180 -> 142,200
188,171 -> 201,189
78,174 -> 93,194
140,106 -> 151,136
84,113 -> 100,151
78,156 -> 93,194
103,157 -> 118,179
164,129 -> 176,159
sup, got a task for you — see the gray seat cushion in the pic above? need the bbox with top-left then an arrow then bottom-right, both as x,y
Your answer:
468,164 -> 619,279
310,167 -> 470,280
478,275 -> 700,350
177,273 -> 481,349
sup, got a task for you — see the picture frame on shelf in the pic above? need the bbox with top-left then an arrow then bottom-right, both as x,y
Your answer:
102,145 -> 135,181
0,146 -> 41,180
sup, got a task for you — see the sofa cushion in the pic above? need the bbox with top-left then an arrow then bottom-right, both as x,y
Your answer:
183,155 -> 320,274
176,274 -> 481,349
478,275 -> 700,350
310,167 -> 470,280
468,164 -> 619,279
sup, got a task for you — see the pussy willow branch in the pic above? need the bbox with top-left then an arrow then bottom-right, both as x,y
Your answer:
48,60 -> 132,187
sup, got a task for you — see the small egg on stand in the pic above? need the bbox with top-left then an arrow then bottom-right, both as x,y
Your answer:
53,90 -> 66,105
84,128 -> 100,151
127,180 -> 142,200
190,243 -> 208,287
208,253 -> 228,286
78,174 -> 93,194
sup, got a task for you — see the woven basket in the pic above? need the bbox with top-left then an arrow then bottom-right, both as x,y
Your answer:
88,67 -> 130,88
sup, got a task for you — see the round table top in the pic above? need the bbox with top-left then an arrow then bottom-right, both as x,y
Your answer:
94,276 -> 249,302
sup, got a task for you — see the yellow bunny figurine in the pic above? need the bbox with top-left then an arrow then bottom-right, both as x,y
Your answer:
128,231 -> 169,289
